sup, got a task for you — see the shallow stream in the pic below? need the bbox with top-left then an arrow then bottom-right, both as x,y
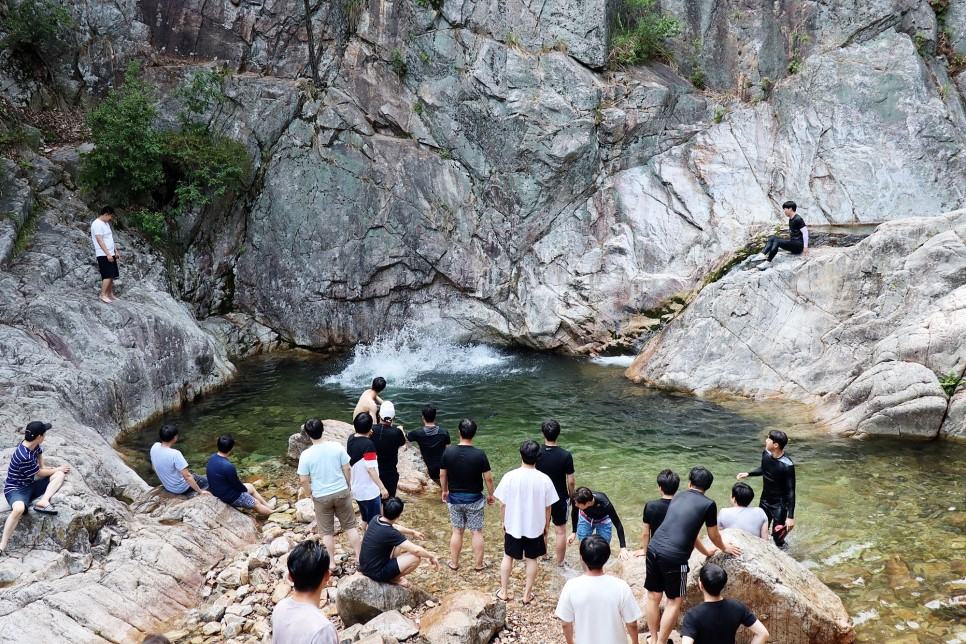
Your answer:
116,331 -> 965,643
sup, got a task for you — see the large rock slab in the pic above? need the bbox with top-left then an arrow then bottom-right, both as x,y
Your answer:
419,590 -> 506,644
336,573 -> 436,627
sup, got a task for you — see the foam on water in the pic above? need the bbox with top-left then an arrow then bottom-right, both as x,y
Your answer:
590,355 -> 636,368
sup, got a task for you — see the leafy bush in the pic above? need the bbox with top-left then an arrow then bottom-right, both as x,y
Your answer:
609,0 -> 681,67
163,130 -> 250,208
127,208 -> 167,245
940,371 -> 964,397
0,0 -> 71,56
173,68 -> 226,130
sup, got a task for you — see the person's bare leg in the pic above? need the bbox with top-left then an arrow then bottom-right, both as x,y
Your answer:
655,596 -> 684,644
107,277 -> 116,299
471,529 -> 485,568
244,483 -> 271,506
346,527 -> 362,563
0,502 -> 25,551
497,554 -> 513,600
523,557 -> 539,602
554,524 -> 567,565
390,552 -> 420,587
644,591 -> 663,643
450,527 -> 464,567
99,279 -> 112,303
33,471 -> 65,509
322,533 -> 338,570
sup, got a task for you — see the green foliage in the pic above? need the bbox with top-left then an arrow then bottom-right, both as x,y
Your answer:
390,48 -> 408,77
173,69 -> 225,129
0,0 -> 72,56
760,76 -> 773,95
418,49 -> 431,64
127,207 -> 167,245
787,56 -> 802,74
163,130 -> 251,209
712,106 -> 726,124
939,82 -> 951,100
609,0 -> 681,67
412,101 -> 424,116
940,371 -> 964,397
0,125 -> 39,151
688,66 -> 706,89
914,31 -> 928,55
505,31 -> 521,48
438,148 -> 453,160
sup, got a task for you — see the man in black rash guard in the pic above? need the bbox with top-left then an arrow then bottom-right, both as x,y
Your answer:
737,430 -> 796,549
755,200 -> 809,271
568,487 -> 630,560
644,467 -> 741,644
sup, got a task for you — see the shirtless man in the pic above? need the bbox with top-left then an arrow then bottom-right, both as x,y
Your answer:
353,377 -> 386,424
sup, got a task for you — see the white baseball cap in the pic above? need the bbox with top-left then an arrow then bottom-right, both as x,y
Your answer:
379,401 -> 395,420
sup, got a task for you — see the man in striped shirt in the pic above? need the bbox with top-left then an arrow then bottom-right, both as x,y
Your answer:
1,421 -> 69,555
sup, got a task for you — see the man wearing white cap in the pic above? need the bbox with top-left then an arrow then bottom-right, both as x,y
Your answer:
370,401 -> 408,498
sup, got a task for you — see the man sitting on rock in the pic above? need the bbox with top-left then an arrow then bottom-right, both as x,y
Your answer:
206,435 -> 277,516
358,497 -> 438,587
271,540 -> 338,644
150,424 -> 209,496
1,421 -> 69,556
680,562 -> 769,644
718,482 -> 769,540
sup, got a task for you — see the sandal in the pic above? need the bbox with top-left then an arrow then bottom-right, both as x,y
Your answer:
32,504 -> 58,515
757,261 -> 772,271
494,589 -> 509,601
473,562 -> 491,572
522,591 -> 536,605
446,561 -> 460,571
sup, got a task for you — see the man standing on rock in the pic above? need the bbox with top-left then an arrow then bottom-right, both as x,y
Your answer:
150,424 -> 209,496
644,467 -> 741,644
353,377 -> 386,425
737,430 -> 796,549
347,412 -> 389,528
680,562 -> 769,644
1,421 -> 69,556
271,540 -> 338,644
439,418 -> 495,571
407,404 -> 450,483
534,419 -> 575,567
370,401 -> 407,498
359,497 -> 439,587
90,205 -> 119,303
494,440 -> 559,604
637,469 -> 679,555
297,418 -> 362,571
206,435 -> 277,516
555,535 -> 642,644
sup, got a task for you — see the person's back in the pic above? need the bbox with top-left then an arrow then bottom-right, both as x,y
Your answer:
299,442 -> 350,496
442,444 -> 489,496
681,563 -> 768,644
718,506 -> 768,537
150,442 -> 189,494
371,423 -> 405,474
496,466 -> 558,539
408,405 -> 450,482
648,489 -> 716,561
206,453 -> 243,504
535,444 -> 573,506
359,515 -> 405,579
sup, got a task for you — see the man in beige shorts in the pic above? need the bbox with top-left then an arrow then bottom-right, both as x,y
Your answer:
297,418 -> 361,572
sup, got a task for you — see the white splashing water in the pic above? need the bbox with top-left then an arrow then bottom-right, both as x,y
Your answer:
590,355 -> 636,368
321,326 -> 517,391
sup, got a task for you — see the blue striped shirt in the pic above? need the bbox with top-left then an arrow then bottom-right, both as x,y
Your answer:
4,444 -> 42,493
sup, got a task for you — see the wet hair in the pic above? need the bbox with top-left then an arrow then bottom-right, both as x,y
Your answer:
520,440 -> 541,465
303,418 -> 324,440
287,540 -> 330,592
782,200 -> 797,212
579,534 -> 610,570
699,562 -> 728,596
657,469 -> 680,495
101,205 -> 115,215
541,419 -> 561,441
217,435 -> 235,453
768,430 -> 788,449
372,377 -> 387,393
731,482 -> 755,507
354,412 -> 373,434
689,466 -> 714,492
422,404 -> 437,423
573,487 -> 594,505
458,418 -> 477,439
142,636 -> 171,644
383,497 -> 404,520
159,424 -> 179,443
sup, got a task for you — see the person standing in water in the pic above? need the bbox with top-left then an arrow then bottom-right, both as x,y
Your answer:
755,200 -> 809,270
737,430 -> 796,549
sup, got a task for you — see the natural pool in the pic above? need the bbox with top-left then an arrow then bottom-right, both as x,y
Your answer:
116,332 -> 966,644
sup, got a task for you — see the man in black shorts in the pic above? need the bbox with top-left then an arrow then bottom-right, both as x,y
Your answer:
407,404 -> 451,483
681,563 -> 769,644
534,419 -> 575,566
90,206 -> 120,303
370,401 -> 407,497
737,430 -> 796,549
644,467 -> 742,644
637,469 -> 679,555
359,497 -> 439,587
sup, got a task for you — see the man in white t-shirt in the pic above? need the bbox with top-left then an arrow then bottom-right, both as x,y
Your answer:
556,534 -> 642,644
494,439 -> 558,604
297,418 -> 362,569
90,206 -> 119,304
271,540 -> 338,644
718,482 -> 769,540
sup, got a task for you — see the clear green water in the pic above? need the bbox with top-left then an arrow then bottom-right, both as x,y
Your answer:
115,342 -> 966,643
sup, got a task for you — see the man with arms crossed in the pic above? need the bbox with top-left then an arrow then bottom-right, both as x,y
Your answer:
555,535 -> 642,644
644,467 -> 741,644
297,419 -> 362,569
494,440 -> 558,603
150,424 -> 209,495
681,563 -> 769,644
347,413 -> 389,528
271,540 -> 338,644
91,205 -> 119,303
737,430 -> 796,549
718,482 -> 769,540
353,377 -> 386,425
407,404 -> 450,483
534,419 -> 575,567
359,497 -> 439,587
638,469 -> 679,554
439,418 -> 495,571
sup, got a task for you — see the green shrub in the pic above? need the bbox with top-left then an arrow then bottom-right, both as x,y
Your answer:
163,129 -> 250,209
940,371 -> 964,397
0,0 -> 71,56
127,208 -> 167,245
688,66 -> 706,89
390,49 -> 407,77
609,0 -> 681,66
173,69 -> 226,129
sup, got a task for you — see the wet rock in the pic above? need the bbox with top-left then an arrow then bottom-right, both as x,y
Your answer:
419,590 -> 507,644
336,573 -> 437,627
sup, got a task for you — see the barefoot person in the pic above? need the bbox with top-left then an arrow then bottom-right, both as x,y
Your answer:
440,418 -> 495,571
1,421 -> 69,555
353,377 -> 386,424
755,200 -> 809,271
638,469 -> 679,555
206,435 -> 277,516
737,430 -> 796,549
644,467 -> 742,644
271,540 -> 338,644
534,419 -> 575,567
359,497 -> 439,587
681,563 -> 769,644
91,205 -> 120,303
568,487 -> 631,561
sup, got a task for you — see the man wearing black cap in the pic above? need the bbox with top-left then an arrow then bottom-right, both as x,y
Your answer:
1,421 -> 70,555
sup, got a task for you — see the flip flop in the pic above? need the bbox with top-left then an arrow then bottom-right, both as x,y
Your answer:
268,496 -> 278,508
494,590 -> 509,601
473,562 -> 491,572
522,591 -> 536,605
32,504 -> 58,515
446,561 -> 460,571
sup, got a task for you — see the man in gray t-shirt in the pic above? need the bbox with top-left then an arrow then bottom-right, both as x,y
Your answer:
150,424 -> 209,495
718,482 -> 769,540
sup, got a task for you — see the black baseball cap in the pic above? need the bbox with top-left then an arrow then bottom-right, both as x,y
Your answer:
25,421 -> 52,440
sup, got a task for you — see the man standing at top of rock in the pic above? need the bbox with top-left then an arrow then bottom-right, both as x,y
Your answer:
347,412 -> 389,528
534,419 -> 575,567
407,404 -> 451,483
370,401 -> 407,498
494,440 -> 558,604
755,200 -> 809,271
297,418 -> 362,570
271,540 -> 338,644
644,467 -> 741,644
353,377 -> 386,424
439,418 -> 495,571
150,424 -> 209,496
90,205 -> 119,303
680,562 -> 769,644
737,430 -> 796,549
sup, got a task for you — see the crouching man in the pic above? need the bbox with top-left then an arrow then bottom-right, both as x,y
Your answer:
359,497 -> 439,587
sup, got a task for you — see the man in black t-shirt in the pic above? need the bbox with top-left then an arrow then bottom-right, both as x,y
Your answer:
439,418 -> 495,571
644,467 -> 742,644
359,497 -> 439,587
370,400 -> 407,497
681,563 -> 769,644
637,469 -> 679,555
407,404 -> 451,483
755,200 -> 809,271
534,419 -> 575,566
